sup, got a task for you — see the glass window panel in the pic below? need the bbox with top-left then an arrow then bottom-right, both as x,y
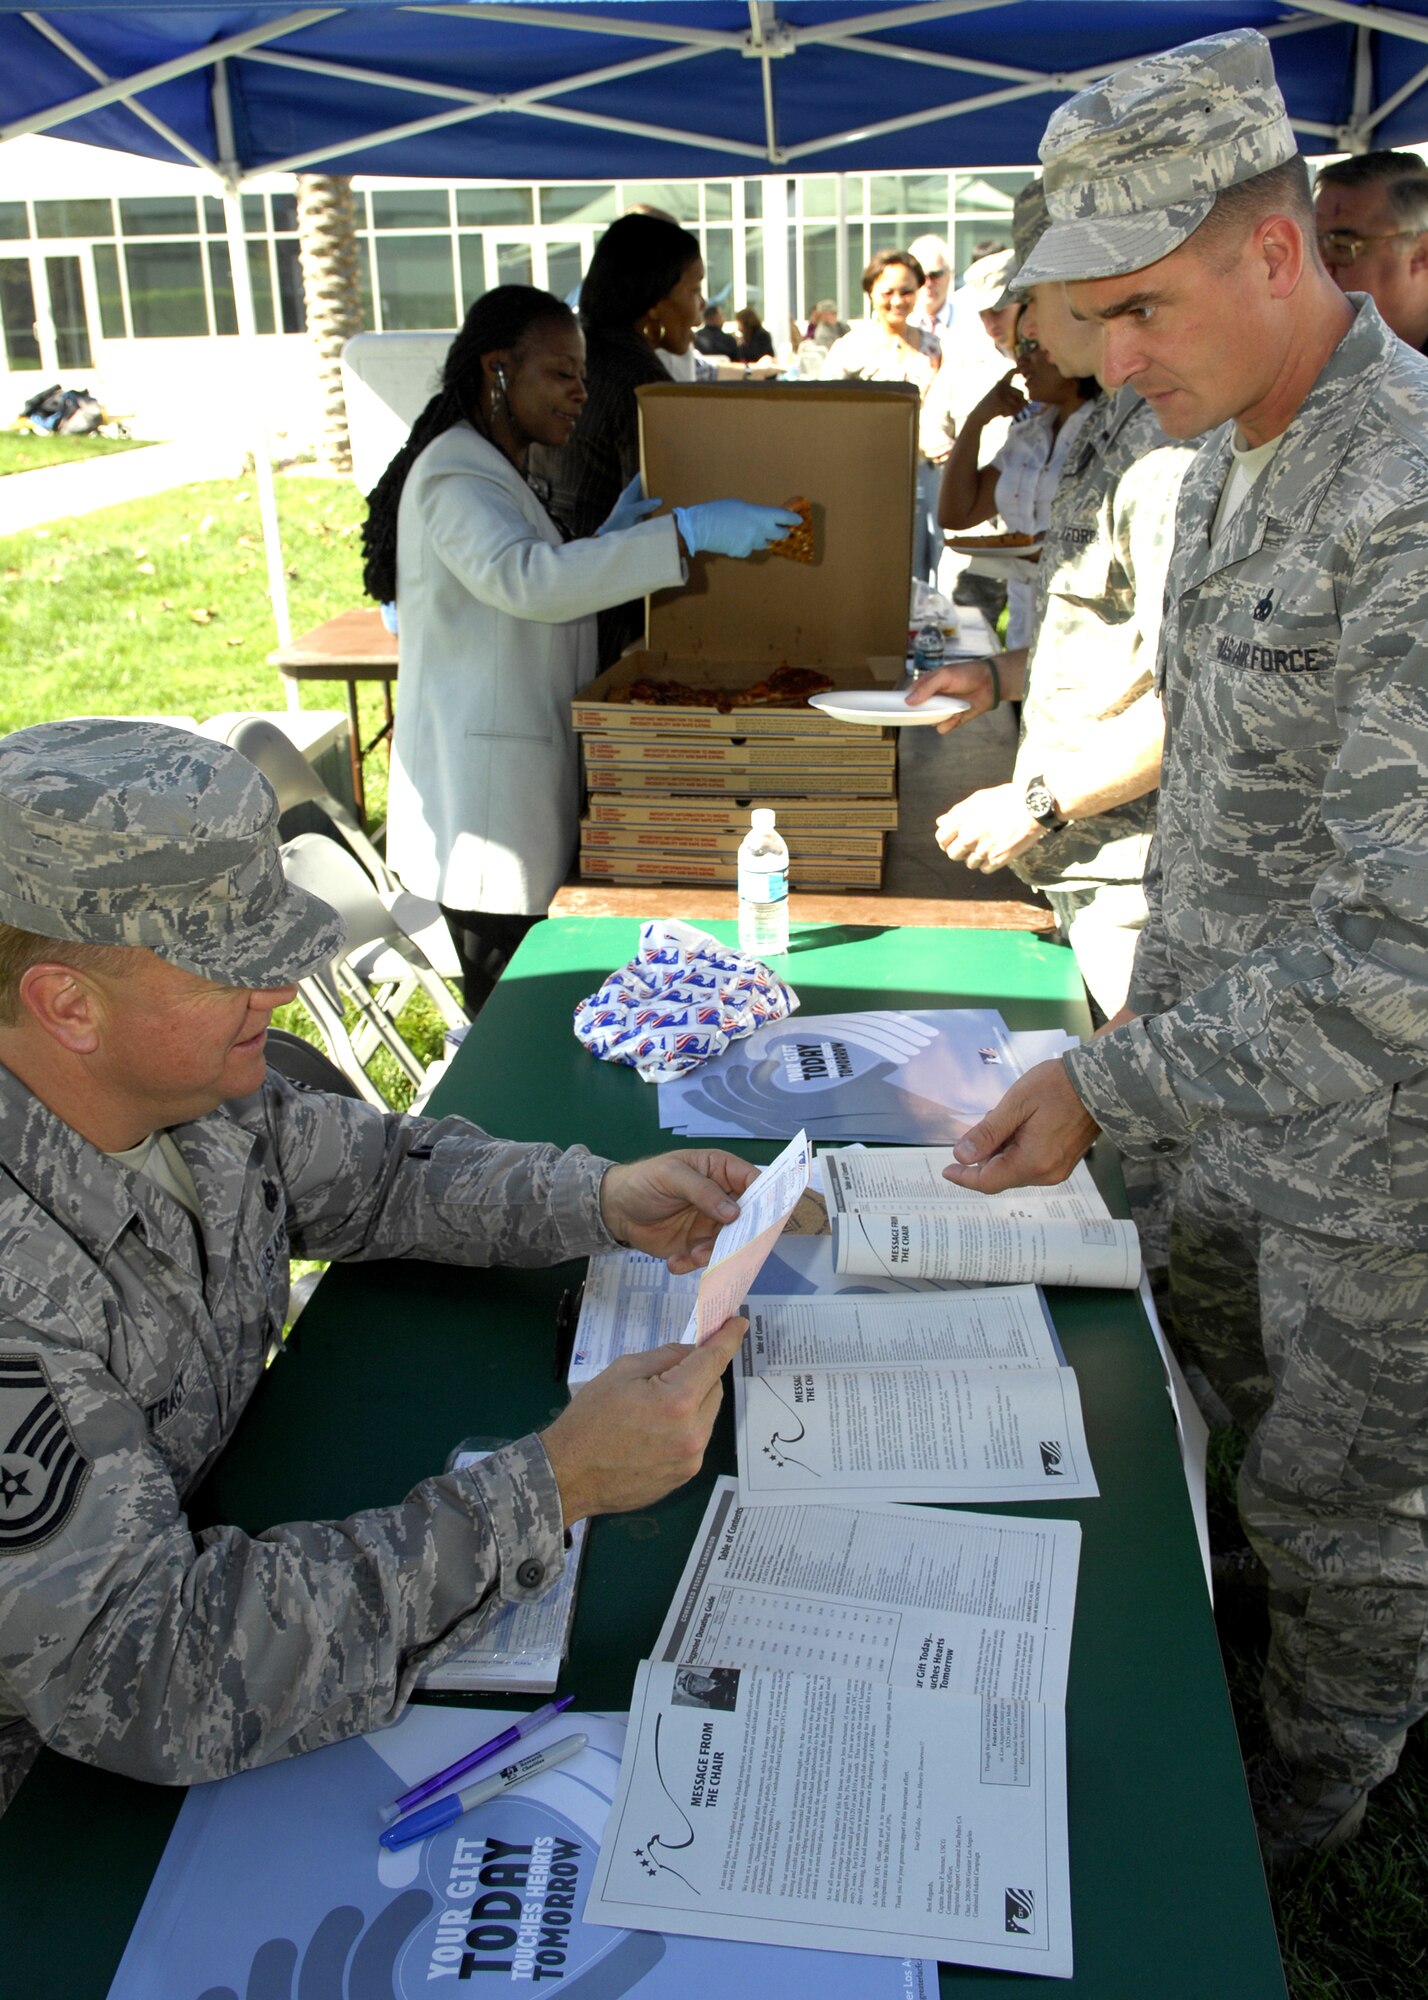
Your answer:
741,180 -> 762,218
869,175 -> 948,219
275,237 -> 306,332
46,255 -> 92,367
800,224 -> 838,320
458,234 -> 487,310
93,242 -> 126,337
537,184 -> 618,225
627,182 -> 700,222
242,194 -> 266,234
868,222 -> 906,262
123,241 -> 209,334
743,223 -> 763,316
357,237 -> 375,330
208,241 -> 237,335
0,258 -> 41,369
954,171 -> 1026,213
0,203 -> 29,240
270,192 -> 299,234
800,178 -> 838,219
246,240 -> 276,335
545,238 -> 583,305
202,195 -> 225,234
119,195 -> 199,238
955,220 -> 1012,276
34,198 -> 113,239
457,188 -> 534,226
495,240 -> 533,289
370,189 -> 449,230
375,234 -> 456,329
702,225 -> 733,310
704,183 -> 732,221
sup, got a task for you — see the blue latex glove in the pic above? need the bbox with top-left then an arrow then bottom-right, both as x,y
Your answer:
597,473 -> 662,536
673,500 -> 803,559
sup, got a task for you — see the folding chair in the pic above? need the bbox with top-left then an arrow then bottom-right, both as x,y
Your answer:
225,714 -> 462,984
280,831 -> 467,1108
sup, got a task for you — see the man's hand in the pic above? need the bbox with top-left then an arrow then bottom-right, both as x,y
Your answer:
541,1318 -> 747,1524
905,657 -> 1002,735
600,1149 -> 759,1273
935,784 -> 1044,873
943,1059 -> 1100,1194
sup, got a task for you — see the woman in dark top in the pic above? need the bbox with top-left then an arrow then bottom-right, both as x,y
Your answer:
732,306 -> 775,365
530,213 -> 705,670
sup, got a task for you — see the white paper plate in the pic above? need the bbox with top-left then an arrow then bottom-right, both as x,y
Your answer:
808,689 -> 971,727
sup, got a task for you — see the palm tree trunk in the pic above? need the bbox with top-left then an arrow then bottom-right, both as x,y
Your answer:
296,174 -> 364,473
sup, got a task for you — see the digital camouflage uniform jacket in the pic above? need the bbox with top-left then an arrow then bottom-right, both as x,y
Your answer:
1067,300 -> 1428,1245
1013,386 -> 1190,891
0,1063 -> 616,1805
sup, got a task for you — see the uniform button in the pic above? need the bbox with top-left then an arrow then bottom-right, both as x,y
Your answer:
1151,1138 -> 1178,1155
516,1559 -> 545,1589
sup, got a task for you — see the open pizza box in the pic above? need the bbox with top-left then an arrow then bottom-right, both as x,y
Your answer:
570,380 -> 920,735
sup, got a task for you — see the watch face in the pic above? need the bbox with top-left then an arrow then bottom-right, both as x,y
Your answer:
1025,779 -> 1066,831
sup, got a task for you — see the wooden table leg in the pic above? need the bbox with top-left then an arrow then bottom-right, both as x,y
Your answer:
344,678 -> 366,823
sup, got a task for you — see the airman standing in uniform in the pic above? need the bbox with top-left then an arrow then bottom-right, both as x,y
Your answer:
943,30 -> 1428,1863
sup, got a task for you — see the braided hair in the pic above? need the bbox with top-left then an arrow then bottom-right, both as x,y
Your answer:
578,213 -> 702,333
362,285 -> 576,604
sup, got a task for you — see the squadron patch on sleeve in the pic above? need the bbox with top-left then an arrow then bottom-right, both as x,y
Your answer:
0,1352 -> 90,1553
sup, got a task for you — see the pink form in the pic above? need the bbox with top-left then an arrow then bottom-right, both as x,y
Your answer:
682,1131 -> 813,1345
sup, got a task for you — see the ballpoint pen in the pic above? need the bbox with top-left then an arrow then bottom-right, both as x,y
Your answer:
379,1734 -> 588,1852
381,1693 -> 575,1823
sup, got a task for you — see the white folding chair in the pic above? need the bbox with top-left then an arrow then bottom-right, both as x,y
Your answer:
225,714 -> 462,984
280,831 -> 467,1108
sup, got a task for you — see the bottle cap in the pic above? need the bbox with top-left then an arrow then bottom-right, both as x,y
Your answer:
751,808 -> 776,832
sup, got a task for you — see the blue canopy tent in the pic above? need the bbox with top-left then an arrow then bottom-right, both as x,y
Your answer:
6,0 -> 1428,635
6,1 -> 1428,179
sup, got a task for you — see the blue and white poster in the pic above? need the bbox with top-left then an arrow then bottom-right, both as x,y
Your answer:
108,1708 -> 934,1998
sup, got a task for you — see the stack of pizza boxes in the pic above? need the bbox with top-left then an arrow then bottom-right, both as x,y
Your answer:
571,381 -> 920,891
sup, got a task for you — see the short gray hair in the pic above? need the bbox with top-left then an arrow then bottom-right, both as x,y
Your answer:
1316,150 -> 1428,234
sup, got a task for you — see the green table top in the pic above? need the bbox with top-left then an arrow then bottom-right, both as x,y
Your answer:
0,919 -> 1285,1997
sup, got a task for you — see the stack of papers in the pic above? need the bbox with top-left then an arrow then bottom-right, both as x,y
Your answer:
658,1008 -> 1020,1140
586,1482 -> 1077,1978
825,1146 -> 1143,1290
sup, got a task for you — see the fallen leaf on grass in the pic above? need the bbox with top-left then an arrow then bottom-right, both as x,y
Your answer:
136,561 -> 156,575
225,636 -> 244,648
188,607 -> 219,625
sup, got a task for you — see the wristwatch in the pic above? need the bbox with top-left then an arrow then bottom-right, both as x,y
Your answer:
1023,776 -> 1068,834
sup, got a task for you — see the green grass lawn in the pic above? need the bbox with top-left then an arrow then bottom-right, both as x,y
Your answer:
0,469 -> 438,1098
0,428 -> 149,476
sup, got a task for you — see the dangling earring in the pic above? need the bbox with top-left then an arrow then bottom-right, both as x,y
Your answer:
490,363 -> 508,427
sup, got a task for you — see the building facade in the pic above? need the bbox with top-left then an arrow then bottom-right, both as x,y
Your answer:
1,135 -> 1026,449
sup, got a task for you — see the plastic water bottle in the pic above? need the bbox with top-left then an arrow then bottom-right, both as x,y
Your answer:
912,617 -> 946,678
737,807 -> 790,958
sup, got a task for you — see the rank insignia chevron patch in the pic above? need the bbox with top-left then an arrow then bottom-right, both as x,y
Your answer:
0,1353 -> 90,1553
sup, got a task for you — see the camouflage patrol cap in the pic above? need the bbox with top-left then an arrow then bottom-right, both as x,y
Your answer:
1008,177 -> 1051,294
1016,28 -> 1299,287
0,718 -> 345,986
961,247 -> 1017,313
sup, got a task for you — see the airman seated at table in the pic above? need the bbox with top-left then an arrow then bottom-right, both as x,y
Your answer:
0,719 -> 751,1812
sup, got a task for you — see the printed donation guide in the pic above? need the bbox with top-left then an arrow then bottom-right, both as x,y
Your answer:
586,1483 -> 1077,1978
824,1146 -> 1142,1289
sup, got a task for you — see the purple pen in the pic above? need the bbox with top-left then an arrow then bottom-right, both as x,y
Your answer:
379,1694 -> 575,1824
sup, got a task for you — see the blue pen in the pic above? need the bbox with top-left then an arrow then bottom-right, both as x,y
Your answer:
381,1693 -> 575,1823
380,1734 -> 588,1852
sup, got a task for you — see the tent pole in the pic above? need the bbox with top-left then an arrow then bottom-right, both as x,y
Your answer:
213,60 -> 296,699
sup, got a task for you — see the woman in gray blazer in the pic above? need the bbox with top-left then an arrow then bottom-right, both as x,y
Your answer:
363,287 -> 794,1011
